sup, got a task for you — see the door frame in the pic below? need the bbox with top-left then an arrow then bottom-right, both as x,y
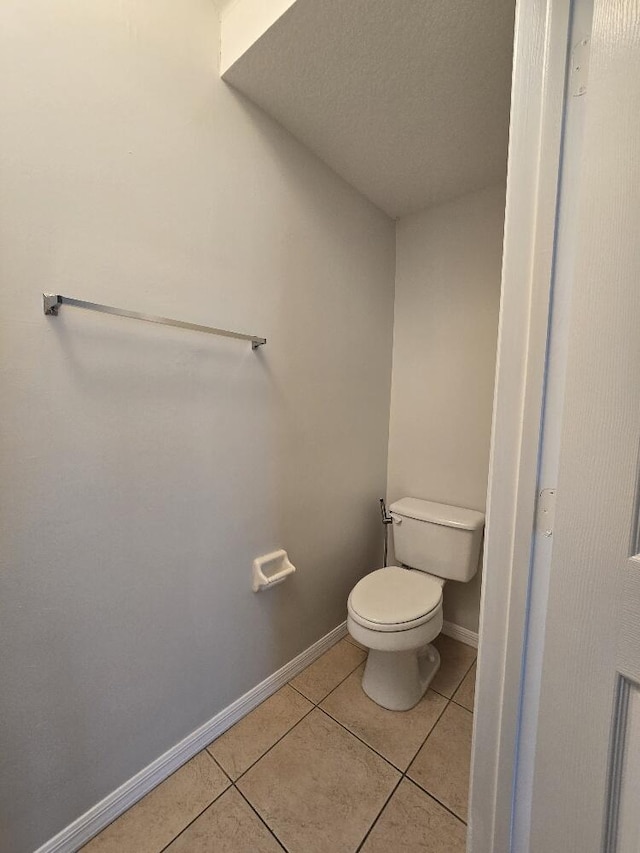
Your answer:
468,0 -> 574,850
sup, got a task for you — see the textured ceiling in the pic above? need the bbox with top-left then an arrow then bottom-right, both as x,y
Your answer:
222,0 -> 515,218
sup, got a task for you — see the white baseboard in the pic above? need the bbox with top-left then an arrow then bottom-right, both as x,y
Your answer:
35,621 -> 348,853
442,620 -> 479,649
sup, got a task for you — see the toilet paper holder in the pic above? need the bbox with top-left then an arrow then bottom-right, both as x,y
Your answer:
252,549 -> 296,592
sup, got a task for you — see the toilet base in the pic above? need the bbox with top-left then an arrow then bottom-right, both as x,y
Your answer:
361,643 -> 441,711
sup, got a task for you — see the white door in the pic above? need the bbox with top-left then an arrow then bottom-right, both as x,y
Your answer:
528,2 -> 640,850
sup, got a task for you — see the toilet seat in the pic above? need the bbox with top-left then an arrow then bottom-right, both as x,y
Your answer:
348,566 -> 443,632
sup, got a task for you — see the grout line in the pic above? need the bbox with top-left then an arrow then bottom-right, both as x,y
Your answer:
405,772 -> 468,826
197,643 -> 471,850
451,657 -> 477,696
230,638 -> 366,784
156,781 -> 233,853
310,659 -> 366,706
289,655 -> 367,707
232,704 -> 316,784
316,674 -> 452,779
292,650 -> 472,799
349,695 -> 466,850
431,657 -> 477,703
354,775 -> 404,853
287,681 -> 312,702
232,697 -> 402,852
90,640 -> 475,853
430,687 -> 453,701
450,697 -> 475,713
203,749 -> 232,782
315,706 -> 401,773
234,785 -> 290,853
406,695 -> 451,764
87,748 -> 233,852
343,695 -> 467,853
290,653 -> 472,846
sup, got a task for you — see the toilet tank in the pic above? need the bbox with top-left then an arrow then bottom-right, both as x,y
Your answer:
389,497 -> 484,582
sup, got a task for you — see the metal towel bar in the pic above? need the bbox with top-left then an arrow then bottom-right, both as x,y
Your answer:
43,294 -> 266,349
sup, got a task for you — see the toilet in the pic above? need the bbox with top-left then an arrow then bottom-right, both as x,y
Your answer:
347,497 -> 484,711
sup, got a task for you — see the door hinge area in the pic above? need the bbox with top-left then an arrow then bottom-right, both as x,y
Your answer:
536,489 -> 557,537
570,36 -> 590,97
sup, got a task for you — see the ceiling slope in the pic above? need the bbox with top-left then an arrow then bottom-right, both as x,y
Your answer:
221,0 -> 515,218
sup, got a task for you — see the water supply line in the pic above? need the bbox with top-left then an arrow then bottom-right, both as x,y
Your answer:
380,498 -> 393,566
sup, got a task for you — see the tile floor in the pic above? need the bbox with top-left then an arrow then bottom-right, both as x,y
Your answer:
82,633 -> 476,853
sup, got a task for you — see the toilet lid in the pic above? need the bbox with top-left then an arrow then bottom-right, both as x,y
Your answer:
348,566 -> 443,627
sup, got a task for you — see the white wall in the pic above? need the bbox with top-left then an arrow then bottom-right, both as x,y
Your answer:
387,185 -> 505,632
0,3 -> 395,851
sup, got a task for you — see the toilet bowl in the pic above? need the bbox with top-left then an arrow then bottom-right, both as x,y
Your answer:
347,566 -> 445,710
347,498 -> 484,712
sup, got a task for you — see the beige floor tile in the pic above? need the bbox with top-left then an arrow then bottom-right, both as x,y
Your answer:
408,702 -> 473,821
289,638 -> 366,704
344,633 -> 366,650
453,662 -> 476,712
208,685 -> 313,779
360,778 -> 467,853
430,635 -> 477,698
81,751 -> 229,853
320,664 -> 447,770
237,708 -> 400,853
164,787 -> 284,852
